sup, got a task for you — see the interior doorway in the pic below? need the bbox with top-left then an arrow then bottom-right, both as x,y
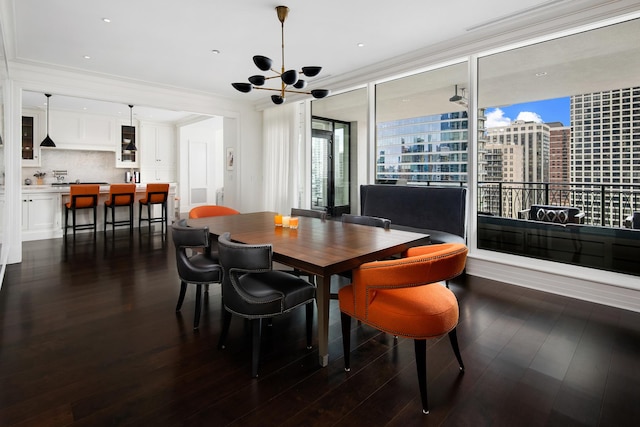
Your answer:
178,116 -> 224,216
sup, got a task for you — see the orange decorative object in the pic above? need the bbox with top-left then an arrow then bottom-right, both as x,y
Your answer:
338,243 -> 468,414
274,214 -> 283,226
189,205 -> 241,219
289,217 -> 299,229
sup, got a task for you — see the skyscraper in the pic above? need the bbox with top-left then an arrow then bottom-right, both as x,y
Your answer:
548,122 -> 571,206
376,112 -> 469,183
570,87 -> 640,225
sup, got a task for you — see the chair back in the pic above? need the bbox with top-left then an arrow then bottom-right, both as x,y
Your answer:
291,208 -> 326,220
341,213 -> 391,229
171,219 -> 212,279
107,183 -> 136,206
144,183 -> 169,204
189,205 -> 240,219
68,184 -> 100,209
349,243 -> 468,320
217,232 -> 273,312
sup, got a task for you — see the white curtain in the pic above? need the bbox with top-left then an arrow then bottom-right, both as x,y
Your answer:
263,102 -> 301,214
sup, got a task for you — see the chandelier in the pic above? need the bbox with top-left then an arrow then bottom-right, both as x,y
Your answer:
232,5 -> 330,105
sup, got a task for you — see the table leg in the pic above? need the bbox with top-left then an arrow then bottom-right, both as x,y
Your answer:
315,275 -> 330,367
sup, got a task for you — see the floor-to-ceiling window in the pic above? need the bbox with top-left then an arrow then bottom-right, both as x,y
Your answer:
375,62 -> 470,185
476,18 -> 640,276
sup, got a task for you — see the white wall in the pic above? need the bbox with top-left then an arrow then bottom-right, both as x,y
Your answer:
178,116 -> 225,214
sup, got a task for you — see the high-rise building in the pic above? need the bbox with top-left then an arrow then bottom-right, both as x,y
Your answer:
570,87 -> 640,225
548,122 -> 571,206
376,111 -> 469,183
482,120 -> 550,215
486,120 -> 550,183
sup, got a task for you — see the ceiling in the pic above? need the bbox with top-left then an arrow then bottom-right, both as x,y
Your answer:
2,0 -> 640,118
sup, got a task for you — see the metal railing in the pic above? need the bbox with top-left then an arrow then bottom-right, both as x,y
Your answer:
478,181 -> 640,227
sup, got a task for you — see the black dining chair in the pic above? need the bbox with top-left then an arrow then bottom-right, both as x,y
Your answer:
291,207 -> 326,221
217,232 -> 316,377
171,219 -> 222,330
341,213 -> 391,229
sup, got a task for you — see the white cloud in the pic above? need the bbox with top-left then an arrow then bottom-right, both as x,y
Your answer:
516,111 -> 543,123
486,108 -> 511,128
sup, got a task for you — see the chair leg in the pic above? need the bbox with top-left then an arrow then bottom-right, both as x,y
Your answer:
305,302 -> 313,349
448,328 -> 465,371
103,205 -> 107,232
340,312 -> 352,371
147,203 -> 152,231
193,284 -> 202,330
251,318 -> 262,378
72,208 -> 77,237
175,282 -> 187,312
414,339 -> 429,414
218,309 -> 232,349
129,203 -> 134,233
64,207 -> 69,236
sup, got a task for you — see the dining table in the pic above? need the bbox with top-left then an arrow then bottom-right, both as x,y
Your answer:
187,211 -> 431,367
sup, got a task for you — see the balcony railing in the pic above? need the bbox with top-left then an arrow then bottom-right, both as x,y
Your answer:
478,181 -> 640,227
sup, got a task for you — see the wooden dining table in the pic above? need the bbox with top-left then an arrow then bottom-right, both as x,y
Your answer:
187,211 -> 430,367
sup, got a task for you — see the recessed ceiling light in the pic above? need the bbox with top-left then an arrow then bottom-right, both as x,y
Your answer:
535,71 -> 548,77
211,49 -> 220,54
102,18 -> 111,23
83,55 -> 91,60
357,43 -> 365,48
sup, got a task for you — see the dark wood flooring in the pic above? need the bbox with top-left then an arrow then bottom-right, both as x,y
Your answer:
1,230 -> 640,426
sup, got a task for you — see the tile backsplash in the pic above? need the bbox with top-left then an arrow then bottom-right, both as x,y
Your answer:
22,149 -> 134,184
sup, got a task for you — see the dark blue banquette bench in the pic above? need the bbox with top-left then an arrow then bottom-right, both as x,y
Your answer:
360,185 -> 467,244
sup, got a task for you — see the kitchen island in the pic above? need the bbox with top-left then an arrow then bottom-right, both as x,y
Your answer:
16,183 -> 176,241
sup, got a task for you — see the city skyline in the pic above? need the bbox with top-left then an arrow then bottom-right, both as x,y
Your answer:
485,97 -> 570,128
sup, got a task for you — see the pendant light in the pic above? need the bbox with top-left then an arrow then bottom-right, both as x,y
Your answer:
40,93 -> 56,147
231,5 -> 330,105
125,104 -> 137,151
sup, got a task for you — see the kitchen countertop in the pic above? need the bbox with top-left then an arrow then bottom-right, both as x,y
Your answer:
20,183 -> 176,193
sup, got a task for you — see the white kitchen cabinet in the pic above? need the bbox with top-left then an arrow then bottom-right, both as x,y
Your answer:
140,123 -> 176,181
49,110 -> 118,151
116,120 -> 139,168
22,110 -> 41,167
22,192 -> 62,241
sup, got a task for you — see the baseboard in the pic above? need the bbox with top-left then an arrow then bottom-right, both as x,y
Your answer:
467,250 -> 640,312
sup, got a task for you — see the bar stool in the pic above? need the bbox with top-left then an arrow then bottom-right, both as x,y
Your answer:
65,184 -> 100,237
104,183 -> 136,233
139,183 -> 170,233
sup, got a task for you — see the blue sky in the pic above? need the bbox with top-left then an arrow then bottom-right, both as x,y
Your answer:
485,97 -> 570,128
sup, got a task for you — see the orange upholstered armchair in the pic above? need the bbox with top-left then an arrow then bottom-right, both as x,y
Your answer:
338,243 -> 468,415
188,205 -> 240,218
